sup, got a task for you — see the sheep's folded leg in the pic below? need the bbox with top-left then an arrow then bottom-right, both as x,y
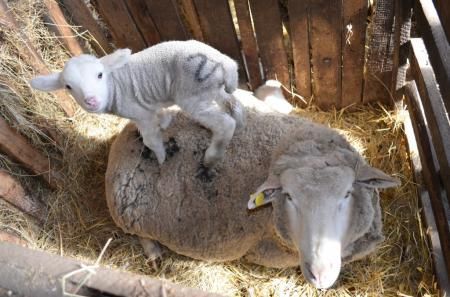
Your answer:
139,237 -> 166,260
135,117 -> 166,164
179,99 -> 236,168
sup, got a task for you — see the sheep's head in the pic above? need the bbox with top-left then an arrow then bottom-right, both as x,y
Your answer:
30,49 -> 131,113
248,156 -> 399,289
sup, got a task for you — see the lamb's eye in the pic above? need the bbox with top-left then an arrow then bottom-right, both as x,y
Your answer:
286,194 -> 292,201
65,85 -> 72,90
98,72 -> 103,79
344,191 -> 351,199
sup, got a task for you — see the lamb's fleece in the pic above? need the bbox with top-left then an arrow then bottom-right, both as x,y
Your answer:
105,97 -> 384,266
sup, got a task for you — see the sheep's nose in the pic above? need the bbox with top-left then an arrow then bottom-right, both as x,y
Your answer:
305,262 -> 338,289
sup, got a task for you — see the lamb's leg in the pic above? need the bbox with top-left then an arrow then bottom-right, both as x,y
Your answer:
135,117 -> 166,164
179,99 -> 236,167
139,237 -> 165,260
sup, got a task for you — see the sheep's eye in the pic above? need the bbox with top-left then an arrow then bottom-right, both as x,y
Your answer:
65,85 -> 72,90
286,194 -> 292,201
344,191 -> 351,199
98,72 -> 103,79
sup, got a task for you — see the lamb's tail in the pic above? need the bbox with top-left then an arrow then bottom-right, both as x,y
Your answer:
222,57 -> 238,94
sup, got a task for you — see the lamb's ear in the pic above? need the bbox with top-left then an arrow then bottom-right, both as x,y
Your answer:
248,174 -> 282,210
100,48 -> 131,70
356,165 -> 400,189
30,73 -> 63,91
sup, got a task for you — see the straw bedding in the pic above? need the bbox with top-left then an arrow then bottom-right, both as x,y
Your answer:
0,1 -> 438,296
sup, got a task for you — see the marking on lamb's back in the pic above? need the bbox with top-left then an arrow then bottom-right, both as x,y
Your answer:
187,54 -> 223,83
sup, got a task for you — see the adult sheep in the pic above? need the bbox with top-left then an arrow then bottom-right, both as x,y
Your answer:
105,96 -> 399,289
30,40 -> 243,167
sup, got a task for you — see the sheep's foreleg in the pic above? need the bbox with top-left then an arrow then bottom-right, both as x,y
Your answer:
135,116 -> 166,164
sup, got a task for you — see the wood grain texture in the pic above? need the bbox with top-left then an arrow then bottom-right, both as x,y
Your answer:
0,0 -> 75,116
0,117 -> 59,189
341,0 -> 367,107
404,81 -> 450,279
249,0 -> 289,87
193,0 -> 244,80
410,38 -> 450,207
60,0 -> 112,54
0,171 -> 47,221
0,242 -> 222,297
415,0 -> 450,112
309,0 -> 342,109
124,0 -> 160,46
288,0 -> 311,100
95,0 -> 146,52
43,0 -> 84,56
403,104 -> 450,296
433,0 -> 450,41
179,0 -> 204,41
144,0 -> 188,41
363,0 -> 395,104
233,0 -> 262,89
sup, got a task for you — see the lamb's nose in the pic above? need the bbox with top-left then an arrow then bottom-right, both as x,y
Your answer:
84,96 -> 97,105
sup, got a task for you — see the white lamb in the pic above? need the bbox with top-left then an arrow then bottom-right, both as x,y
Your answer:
105,96 -> 400,289
30,40 -> 244,167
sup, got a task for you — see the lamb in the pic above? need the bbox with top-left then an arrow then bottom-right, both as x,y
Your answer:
30,40 -> 244,167
105,95 -> 400,289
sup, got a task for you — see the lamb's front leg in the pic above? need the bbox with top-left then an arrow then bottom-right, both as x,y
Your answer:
135,116 -> 166,165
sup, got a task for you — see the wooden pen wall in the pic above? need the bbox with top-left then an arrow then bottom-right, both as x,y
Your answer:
59,0 -> 411,109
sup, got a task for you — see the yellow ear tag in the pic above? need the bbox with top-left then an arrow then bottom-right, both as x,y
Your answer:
254,192 -> 265,207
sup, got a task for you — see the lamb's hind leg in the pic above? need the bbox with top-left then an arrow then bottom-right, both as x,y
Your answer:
179,98 -> 236,168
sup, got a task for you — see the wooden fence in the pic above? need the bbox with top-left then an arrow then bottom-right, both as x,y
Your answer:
55,0 -> 412,109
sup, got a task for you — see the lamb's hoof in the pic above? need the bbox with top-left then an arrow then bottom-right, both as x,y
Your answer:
195,164 -> 217,183
139,237 -> 166,261
164,137 -> 180,158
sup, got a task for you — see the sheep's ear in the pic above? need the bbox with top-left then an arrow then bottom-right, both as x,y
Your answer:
248,174 -> 282,210
356,165 -> 400,189
30,73 -> 63,91
100,48 -> 131,70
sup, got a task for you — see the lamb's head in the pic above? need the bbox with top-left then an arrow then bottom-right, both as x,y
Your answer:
30,49 -> 131,113
248,156 -> 399,289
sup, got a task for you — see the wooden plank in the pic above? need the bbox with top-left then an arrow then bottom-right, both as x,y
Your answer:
309,0 -> 342,109
0,117 -> 59,189
0,231 -> 27,247
95,0 -> 146,52
143,0 -> 188,41
393,0 -> 413,100
433,0 -> 450,41
403,110 -> 450,295
233,0 -> 262,90
404,81 -> 450,280
363,0 -> 396,104
288,0 -> 311,101
0,171 -> 47,221
248,0 -> 289,87
60,0 -> 112,55
0,242 -> 222,297
0,0 -> 75,116
341,0 -> 367,107
193,0 -> 245,80
410,38 -> 450,206
415,0 -> 450,112
178,0 -> 204,41
42,0 -> 84,56
124,0 -> 160,46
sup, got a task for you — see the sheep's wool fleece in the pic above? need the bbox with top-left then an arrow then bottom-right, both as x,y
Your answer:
105,97 -> 384,266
